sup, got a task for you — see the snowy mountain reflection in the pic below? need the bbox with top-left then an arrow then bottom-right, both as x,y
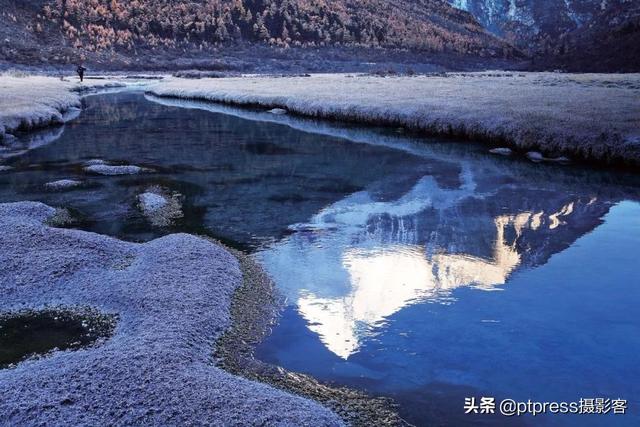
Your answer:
258,162 -> 615,358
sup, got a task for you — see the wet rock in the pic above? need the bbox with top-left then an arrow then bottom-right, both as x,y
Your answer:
526,151 -> 545,162
44,179 -> 83,191
138,192 -> 168,213
47,208 -> 75,227
526,151 -> 570,164
137,186 -> 183,227
489,147 -> 513,156
84,164 -> 150,176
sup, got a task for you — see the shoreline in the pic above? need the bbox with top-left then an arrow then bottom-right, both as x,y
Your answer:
148,73 -> 640,169
0,75 -> 135,143
215,245 -> 408,426
0,75 -> 150,163
3,72 -> 639,170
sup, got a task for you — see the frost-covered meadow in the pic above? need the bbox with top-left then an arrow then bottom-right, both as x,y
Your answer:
0,76 -> 80,140
0,201 -> 342,425
0,74 -> 132,142
151,72 -> 640,166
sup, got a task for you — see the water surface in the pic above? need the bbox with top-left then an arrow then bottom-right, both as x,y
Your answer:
1,92 -> 639,425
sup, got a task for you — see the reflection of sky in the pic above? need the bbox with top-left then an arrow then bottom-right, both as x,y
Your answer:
257,166 -> 580,359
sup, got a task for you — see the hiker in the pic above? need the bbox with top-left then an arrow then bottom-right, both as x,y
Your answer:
76,64 -> 86,82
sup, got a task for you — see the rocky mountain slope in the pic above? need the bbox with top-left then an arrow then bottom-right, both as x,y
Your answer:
449,0 -> 640,71
0,0 -> 516,69
449,0 -> 614,45
544,1 -> 640,72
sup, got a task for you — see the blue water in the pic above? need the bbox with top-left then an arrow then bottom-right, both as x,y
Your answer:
257,202 -> 640,426
1,91 -> 639,426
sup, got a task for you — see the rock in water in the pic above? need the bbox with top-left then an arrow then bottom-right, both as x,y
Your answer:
526,151 -> 545,162
84,164 -> 147,176
526,151 -> 570,164
138,192 -> 168,213
137,187 -> 183,227
44,179 -> 83,190
489,147 -> 513,156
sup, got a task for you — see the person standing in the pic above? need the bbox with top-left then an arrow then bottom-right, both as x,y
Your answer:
76,64 -> 86,82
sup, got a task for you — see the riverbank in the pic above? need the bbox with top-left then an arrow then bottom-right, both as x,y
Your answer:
149,72 -> 640,167
0,75 -> 80,141
0,74 -> 131,144
4,72 -> 639,168
0,201 -> 344,425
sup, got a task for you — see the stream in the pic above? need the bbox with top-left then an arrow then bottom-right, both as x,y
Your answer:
1,91 -> 639,426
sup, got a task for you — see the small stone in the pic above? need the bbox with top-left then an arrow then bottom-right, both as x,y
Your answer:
138,192 -> 168,213
137,187 -> 183,227
45,179 -> 83,190
84,164 -> 147,176
489,147 -> 512,156
526,151 -> 545,162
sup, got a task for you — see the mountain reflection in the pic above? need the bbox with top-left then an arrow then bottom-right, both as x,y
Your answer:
259,164 -> 615,358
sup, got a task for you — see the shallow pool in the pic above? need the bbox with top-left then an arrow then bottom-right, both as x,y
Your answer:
1,91 -> 638,426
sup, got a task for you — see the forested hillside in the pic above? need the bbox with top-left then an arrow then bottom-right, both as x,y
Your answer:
0,0 -> 517,68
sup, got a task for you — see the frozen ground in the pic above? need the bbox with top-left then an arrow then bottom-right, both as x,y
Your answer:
150,72 -> 640,166
0,75 -> 79,140
0,202 -> 342,426
0,74 -> 139,143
